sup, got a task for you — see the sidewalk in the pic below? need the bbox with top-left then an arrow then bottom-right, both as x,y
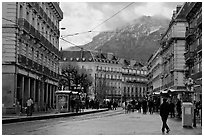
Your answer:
2,108 -> 109,124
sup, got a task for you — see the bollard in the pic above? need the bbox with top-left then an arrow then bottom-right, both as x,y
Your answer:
193,108 -> 196,127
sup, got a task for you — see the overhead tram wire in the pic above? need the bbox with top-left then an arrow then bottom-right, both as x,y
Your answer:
2,17 -> 88,51
61,2 -> 135,38
89,2 -> 135,31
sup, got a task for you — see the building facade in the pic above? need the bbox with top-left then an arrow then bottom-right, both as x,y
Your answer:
60,50 -> 122,102
147,47 -> 162,95
94,52 -> 122,101
120,59 -> 148,101
184,2 -> 202,102
159,5 -> 187,97
60,50 -> 147,103
2,2 -> 63,113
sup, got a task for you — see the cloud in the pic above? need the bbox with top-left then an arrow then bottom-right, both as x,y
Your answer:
59,2 -> 183,49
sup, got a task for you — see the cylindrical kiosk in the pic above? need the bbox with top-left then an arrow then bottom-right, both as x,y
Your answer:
182,102 -> 193,127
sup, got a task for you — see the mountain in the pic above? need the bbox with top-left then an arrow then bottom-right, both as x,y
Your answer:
67,15 -> 170,64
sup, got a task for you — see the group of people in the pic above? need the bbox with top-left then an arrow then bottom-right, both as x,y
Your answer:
122,98 -> 160,114
169,99 -> 182,118
15,98 -> 34,116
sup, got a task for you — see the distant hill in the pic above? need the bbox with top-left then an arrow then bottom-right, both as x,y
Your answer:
66,15 -> 170,64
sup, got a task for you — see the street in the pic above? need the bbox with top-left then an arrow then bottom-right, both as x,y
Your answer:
2,108 -> 202,135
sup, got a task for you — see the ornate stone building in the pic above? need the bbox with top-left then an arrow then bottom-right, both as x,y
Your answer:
159,5 -> 187,98
2,2 -> 63,113
147,47 -> 162,95
120,59 -> 148,101
184,2 -> 202,101
60,50 -> 148,103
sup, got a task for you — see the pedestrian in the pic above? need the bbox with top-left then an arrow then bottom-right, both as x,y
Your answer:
138,100 -> 142,113
148,98 -> 154,114
176,99 -> 182,118
169,100 -> 175,118
15,101 -> 21,116
113,101 -> 117,110
70,98 -> 75,112
160,98 -> 170,134
142,99 -> 147,114
26,98 -> 33,116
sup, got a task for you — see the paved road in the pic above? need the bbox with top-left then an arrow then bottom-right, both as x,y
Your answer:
2,108 -> 202,135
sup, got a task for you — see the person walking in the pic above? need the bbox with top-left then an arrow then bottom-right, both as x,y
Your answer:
26,98 -> 33,116
176,99 -> 182,118
142,99 -> 147,114
169,100 -> 175,118
148,98 -> 154,114
160,98 -> 170,134
15,101 -> 21,116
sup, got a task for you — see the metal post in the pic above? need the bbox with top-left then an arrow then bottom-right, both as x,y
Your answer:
193,108 -> 196,127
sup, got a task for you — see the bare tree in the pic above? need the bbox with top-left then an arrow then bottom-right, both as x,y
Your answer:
59,63 -> 92,95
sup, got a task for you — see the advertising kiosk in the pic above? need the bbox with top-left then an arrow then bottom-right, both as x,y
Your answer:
55,90 -> 80,113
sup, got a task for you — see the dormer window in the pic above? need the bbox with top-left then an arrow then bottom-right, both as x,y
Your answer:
82,58 -> 86,61
76,58 -> 79,61
89,58 -> 92,61
70,58 -> 73,61
63,58 -> 66,61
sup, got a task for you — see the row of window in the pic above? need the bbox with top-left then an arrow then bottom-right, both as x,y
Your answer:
19,42 -> 59,73
122,69 -> 147,75
96,66 -> 121,73
19,3 -> 59,48
124,86 -> 146,93
122,77 -> 148,82
190,58 -> 202,74
96,73 -> 122,80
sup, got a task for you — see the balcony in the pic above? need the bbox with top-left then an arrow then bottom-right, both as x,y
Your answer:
32,2 -> 40,13
197,15 -> 202,26
185,28 -> 196,39
184,51 -> 194,61
196,43 -> 202,53
18,18 -> 30,33
191,71 -> 202,80
27,58 -> 33,67
18,18 -> 60,57
49,2 -> 63,19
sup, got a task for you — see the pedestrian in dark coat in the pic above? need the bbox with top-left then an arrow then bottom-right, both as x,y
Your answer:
142,99 -> 147,114
148,99 -> 154,114
176,99 -> 182,118
169,100 -> 175,118
160,98 -> 170,134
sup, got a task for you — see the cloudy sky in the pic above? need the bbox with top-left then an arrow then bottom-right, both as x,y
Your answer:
59,2 -> 184,50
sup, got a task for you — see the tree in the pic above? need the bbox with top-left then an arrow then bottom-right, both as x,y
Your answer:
59,62 -> 92,95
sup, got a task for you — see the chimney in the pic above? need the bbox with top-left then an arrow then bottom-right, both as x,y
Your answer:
107,52 -> 113,60
130,59 -> 136,66
176,5 -> 182,13
80,48 -> 83,59
172,10 -> 177,18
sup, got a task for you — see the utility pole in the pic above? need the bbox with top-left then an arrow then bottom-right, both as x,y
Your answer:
95,73 -> 97,100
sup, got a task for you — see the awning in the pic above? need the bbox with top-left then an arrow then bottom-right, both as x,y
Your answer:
160,90 -> 169,94
168,89 -> 194,94
153,91 -> 161,95
55,90 -> 79,94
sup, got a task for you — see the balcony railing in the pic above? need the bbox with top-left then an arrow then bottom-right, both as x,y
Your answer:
184,51 -> 194,61
28,2 -> 60,36
18,54 -> 58,78
18,18 -> 60,57
191,71 -> 202,80
185,28 -> 196,39
196,43 -> 202,53
197,15 -> 202,26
